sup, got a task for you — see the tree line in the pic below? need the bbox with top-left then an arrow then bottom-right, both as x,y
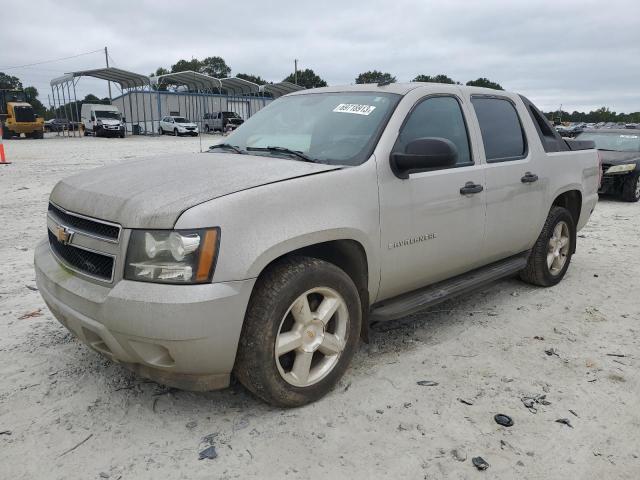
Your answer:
543,107 -> 640,124
5,63 -> 639,122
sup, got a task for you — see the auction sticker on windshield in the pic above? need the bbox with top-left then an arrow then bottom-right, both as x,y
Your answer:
333,104 -> 376,115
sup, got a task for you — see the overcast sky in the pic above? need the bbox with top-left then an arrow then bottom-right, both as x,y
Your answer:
1,0 -> 639,112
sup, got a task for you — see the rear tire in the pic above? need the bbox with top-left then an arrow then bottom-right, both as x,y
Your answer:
520,206 -> 575,287
234,256 -> 362,407
621,173 -> 640,202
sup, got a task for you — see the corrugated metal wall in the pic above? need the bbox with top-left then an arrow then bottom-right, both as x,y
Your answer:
113,91 -> 272,134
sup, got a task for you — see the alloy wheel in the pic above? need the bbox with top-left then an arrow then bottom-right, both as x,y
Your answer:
275,287 -> 349,387
547,221 -> 570,275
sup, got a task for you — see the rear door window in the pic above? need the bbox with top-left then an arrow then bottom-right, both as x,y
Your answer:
471,97 -> 527,161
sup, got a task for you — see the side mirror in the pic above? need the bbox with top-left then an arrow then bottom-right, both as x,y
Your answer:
390,137 -> 458,179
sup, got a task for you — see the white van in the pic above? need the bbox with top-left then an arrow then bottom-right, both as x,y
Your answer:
81,104 -> 125,138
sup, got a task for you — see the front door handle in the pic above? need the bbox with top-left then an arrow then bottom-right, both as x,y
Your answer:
521,172 -> 539,183
460,181 -> 484,195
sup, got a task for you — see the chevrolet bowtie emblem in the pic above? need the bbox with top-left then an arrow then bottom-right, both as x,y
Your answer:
55,226 -> 74,245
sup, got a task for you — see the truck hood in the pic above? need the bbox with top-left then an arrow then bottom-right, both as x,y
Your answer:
598,150 -> 640,165
50,153 -> 341,228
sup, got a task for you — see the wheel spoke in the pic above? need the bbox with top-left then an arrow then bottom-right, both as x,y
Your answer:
315,296 -> 340,325
318,332 -> 343,356
553,223 -> 563,239
291,351 -> 313,383
276,331 -> 303,356
552,254 -> 563,270
547,252 -> 555,269
291,295 -> 313,325
558,236 -> 569,249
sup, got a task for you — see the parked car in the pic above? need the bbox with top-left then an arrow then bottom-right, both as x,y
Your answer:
44,118 -> 69,132
81,104 -> 125,138
159,116 -> 199,136
576,129 -> 640,201
555,123 -> 584,137
35,83 -> 599,407
203,111 -> 244,133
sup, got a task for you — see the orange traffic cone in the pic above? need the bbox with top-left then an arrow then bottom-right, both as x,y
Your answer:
0,124 -> 9,165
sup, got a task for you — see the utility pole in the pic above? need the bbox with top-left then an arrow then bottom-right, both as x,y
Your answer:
558,103 -> 562,123
294,59 -> 298,85
105,46 -> 112,103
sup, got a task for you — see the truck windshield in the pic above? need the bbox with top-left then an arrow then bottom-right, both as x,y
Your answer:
577,132 -> 640,152
221,92 -> 400,165
96,111 -> 120,120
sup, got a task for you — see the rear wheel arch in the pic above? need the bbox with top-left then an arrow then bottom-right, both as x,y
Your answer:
551,190 -> 582,252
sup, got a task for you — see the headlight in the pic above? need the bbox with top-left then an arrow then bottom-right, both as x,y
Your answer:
605,163 -> 636,174
125,228 -> 220,284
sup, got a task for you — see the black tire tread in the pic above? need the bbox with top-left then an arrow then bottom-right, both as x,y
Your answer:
234,256 -> 361,407
520,206 -> 574,287
621,173 -> 640,202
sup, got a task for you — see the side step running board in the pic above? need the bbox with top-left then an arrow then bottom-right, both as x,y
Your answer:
370,252 -> 529,322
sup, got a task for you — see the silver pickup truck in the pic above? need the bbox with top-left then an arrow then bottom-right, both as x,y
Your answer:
35,83 -> 599,406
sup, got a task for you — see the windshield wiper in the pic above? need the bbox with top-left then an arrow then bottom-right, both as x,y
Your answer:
246,146 -> 319,163
208,143 -> 246,154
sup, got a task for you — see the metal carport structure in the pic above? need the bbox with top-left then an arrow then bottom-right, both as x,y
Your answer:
220,77 -> 260,96
219,78 -> 261,120
151,71 -> 223,132
260,81 -> 305,98
50,67 -> 156,136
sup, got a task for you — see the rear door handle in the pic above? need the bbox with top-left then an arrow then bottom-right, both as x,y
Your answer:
521,172 -> 539,183
460,182 -> 484,195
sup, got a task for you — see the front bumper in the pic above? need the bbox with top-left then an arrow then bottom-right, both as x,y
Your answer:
34,239 -> 255,390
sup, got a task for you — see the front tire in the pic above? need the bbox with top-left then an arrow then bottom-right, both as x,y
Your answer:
520,206 -> 575,287
174,128 -> 179,136
234,256 -> 362,407
621,173 -> 640,202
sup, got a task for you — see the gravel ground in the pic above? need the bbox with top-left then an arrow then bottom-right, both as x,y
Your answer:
1,134 -> 639,479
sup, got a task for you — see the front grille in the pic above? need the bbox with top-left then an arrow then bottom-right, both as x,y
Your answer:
48,230 -> 114,281
14,106 -> 35,123
48,203 -> 120,241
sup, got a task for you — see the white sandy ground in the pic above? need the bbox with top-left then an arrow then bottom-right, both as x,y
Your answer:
0,134 -> 638,480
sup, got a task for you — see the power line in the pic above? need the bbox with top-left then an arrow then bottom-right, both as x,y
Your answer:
0,49 -> 104,71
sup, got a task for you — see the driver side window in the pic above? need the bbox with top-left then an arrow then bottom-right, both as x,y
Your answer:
394,96 -> 472,167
